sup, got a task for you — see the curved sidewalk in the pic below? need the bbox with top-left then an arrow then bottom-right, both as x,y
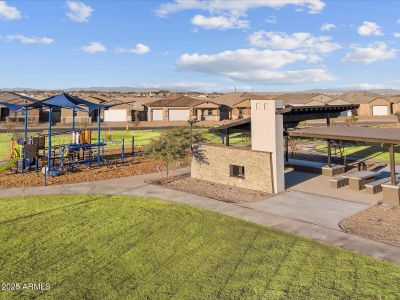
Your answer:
0,169 -> 399,264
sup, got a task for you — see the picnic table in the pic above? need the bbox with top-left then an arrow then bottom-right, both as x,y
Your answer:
342,171 -> 378,190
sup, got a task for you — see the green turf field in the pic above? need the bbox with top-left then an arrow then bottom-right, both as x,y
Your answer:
315,143 -> 400,162
0,195 -> 399,299
0,129 -> 250,161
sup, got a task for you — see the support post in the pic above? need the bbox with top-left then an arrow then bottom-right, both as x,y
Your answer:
390,144 -> 397,185
225,129 -> 230,146
72,109 -> 75,133
97,108 -> 101,167
47,107 -> 52,175
221,132 -> 224,144
326,114 -> 331,127
327,139 -> 332,168
24,108 -> 28,142
284,131 -> 289,163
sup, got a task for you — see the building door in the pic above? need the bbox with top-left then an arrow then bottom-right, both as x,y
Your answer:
372,106 -> 389,116
104,110 -> 127,122
168,109 -> 190,121
152,109 -> 163,121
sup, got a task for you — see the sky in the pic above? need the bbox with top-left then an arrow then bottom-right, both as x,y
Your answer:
0,0 -> 400,92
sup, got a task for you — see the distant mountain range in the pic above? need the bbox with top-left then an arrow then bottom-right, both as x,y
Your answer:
2,87 -> 400,95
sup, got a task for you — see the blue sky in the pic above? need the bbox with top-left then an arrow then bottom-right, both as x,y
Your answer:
0,0 -> 400,92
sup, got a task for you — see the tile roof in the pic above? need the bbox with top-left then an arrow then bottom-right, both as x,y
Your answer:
147,95 -> 209,108
0,91 -> 37,104
339,91 -> 381,104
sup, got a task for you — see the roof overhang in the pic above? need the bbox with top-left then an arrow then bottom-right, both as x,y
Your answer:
209,104 -> 359,133
289,126 -> 400,145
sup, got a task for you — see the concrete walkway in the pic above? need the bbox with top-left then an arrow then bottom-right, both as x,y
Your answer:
0,169 -> 399,264
241,191 -> 369,230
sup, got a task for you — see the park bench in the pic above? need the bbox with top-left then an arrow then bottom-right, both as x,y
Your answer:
365,177 -> 390,194
341,171 -> 378,190
365,175 -> 400,194
330,176 -> 349,188
287,158 -> 344,176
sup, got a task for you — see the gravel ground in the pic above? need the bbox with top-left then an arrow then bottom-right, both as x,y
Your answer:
163,177 -> 270,203
340,206 -> 400,247
0,156 -> 163,188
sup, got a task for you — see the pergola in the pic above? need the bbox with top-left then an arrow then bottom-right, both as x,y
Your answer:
289,126 -> 400,185
210,104 -> 359,147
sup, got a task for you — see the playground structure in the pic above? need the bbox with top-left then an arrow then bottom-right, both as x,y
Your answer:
0,93 -> 137,184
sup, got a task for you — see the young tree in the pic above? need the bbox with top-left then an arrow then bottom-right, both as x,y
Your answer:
145,128 -> 203,179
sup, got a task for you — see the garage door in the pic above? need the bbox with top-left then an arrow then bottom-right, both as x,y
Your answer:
168,109 -> 190,121
372,106 -> 389,116
104,110 -> 127,122
152,109 -> 163,121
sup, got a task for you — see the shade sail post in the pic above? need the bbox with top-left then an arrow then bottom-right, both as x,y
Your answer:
389,144 -> 397,185
24,108 -> 28,142
72,109 -> 75,132
47,108 -> 52,175
327,139 -> 332,168
97,108 -> 101,167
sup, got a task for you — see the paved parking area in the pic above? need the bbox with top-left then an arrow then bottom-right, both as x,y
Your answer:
240,190 -> 369,230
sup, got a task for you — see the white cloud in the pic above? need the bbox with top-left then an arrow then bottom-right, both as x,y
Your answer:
81,42 -> 106,53
249,31 -> 341,53
117,43 -> 150,54
394,32 -> 400,38
3,35 -> 54,44
357,21 -> 383,36
265,15 -> 277,24
320,23 -> 335,31
176,48 -> 337,84
0,1 -> 21,20
191,14 -> 248,29
342,42 -> 396,64
157,0 -> 326,16
66,1 -> 93,22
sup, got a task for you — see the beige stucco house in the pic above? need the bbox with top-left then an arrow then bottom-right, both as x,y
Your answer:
340,91 -> 393,117
147,95 -> 229,121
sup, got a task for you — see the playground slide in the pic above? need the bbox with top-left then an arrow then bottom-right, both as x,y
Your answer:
0,157 -> 18,173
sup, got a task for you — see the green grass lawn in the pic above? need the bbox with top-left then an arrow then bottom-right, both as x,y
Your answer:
315,143 -> 400,162
0,195 -> 399,299
0,129 -> 250,161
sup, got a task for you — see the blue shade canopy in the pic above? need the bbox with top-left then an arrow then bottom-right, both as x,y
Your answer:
0,101 -> 24,112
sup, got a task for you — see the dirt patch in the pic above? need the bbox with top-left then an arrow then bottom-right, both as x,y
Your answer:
161,176 -> 270,203
0,155 -> 164,189
340,206 -> 400,247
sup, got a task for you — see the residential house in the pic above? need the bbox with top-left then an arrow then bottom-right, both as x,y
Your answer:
147,95 -> 228,121
340,91 -> 391,117
0,91 -> 39,124
212,92 -> 278,120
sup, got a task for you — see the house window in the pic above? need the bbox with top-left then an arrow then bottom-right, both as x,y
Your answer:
230,165 -> 245,178
207,109 -> 213,116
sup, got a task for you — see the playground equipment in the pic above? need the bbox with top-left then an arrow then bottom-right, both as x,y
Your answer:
0,93 -> 142,185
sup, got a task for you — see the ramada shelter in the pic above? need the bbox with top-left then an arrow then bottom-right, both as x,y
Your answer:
191,100 -> 359,194
147,95 -> 229,121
